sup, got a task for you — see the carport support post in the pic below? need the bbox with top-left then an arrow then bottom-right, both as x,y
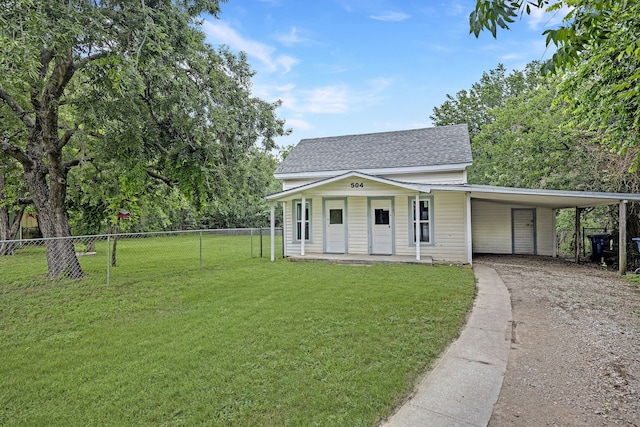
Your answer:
270,204 -> 275,262
301,196 -> 306,256
619,200 -> 627,275
575,207 -> 581,264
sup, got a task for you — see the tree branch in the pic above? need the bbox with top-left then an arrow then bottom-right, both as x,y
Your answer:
146,169 -> 175,187
0,85 -> 34,129
16,197 -> 33,205
57,127 -> 77,150
154,141 -> 170,156
74,51 -> 113,71
0,140 -> 32,168
63,156 -> 93,171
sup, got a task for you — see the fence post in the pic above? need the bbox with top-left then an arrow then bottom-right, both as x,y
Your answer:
106,233 -> 111,286
260,228 -> 263,258
250,228 -> 253,258
199,230 -> 203,270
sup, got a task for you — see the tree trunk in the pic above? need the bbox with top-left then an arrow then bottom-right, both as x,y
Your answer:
22,135 -> 83,279
0,175 -> 26,256
111,219 -> 119,267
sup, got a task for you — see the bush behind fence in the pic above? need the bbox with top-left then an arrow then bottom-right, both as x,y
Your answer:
0,228 -> 283,286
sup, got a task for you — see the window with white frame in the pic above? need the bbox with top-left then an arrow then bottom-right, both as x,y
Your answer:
293,200 -> 311,241
410,198 -> 432,244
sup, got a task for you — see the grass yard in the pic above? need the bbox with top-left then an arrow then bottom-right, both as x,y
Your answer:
0,235 -> 476,426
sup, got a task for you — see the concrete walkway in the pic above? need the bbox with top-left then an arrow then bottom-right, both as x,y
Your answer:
382,264 -> 512,427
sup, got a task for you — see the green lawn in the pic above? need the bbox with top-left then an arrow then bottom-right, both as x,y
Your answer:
0,235 -> 476,426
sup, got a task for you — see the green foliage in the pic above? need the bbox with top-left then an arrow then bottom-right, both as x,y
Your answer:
430,63 -> 544,137
0,0 -> 287,258
0,235 -> 476,426
469,0 -> 640,166
432,60 -> 640,262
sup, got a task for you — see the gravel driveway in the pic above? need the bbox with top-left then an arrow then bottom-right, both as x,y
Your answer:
474,255 -> 640,426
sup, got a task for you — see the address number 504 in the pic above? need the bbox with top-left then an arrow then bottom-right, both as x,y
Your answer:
350,182 -> 364,188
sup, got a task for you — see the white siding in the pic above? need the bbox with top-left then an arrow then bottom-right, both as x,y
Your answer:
304,179 -> 413,197
284,197 -> 323,256
281,178 -> 317,190
281,170 -> 467,190
394,192 -> 468,263
382,171 -> 466,184
471,200 -> 555,256
536,207 -> 555,256
471,200 -> 512,254
347,197 -> 368,254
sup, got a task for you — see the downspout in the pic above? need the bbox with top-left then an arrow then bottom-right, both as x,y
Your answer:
466,192 -> 473,265
415,193 -> 420,261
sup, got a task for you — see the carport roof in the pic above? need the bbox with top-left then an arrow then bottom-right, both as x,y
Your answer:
431,184 -> 640,208
267,171 -> 640,208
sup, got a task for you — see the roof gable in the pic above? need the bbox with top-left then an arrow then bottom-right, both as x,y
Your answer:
275,124 -> 472,176
267,171 -> 423,201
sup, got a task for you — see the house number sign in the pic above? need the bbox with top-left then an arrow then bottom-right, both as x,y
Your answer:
350,182 -> 364,188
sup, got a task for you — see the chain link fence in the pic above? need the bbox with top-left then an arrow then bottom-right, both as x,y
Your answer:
0,228 -> 283,286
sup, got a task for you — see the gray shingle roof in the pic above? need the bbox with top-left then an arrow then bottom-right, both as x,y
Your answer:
275,124 -> 472,175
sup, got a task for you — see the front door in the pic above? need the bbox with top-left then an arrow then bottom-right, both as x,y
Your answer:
512,208 -> 536,254
325,199 -> 346,253
370,199 -> 393,255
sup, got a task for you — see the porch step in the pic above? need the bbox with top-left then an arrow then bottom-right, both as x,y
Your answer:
287,253 -> 433,266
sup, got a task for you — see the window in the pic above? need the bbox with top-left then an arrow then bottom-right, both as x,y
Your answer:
329,209 -> 343,225
374,208 -> 390,225
294,200 -> 311,241
410,198 -> 432,244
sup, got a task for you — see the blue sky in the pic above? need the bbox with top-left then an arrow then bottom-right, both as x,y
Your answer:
202,1 -> 564,149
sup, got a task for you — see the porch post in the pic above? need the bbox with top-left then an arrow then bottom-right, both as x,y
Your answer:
270,204 -> 275,262
619,200 -> 627,275
575,207 -> 581,264
415,193 -> 420,261
552,209 -> 558,258
282,202 -> 287,257
301,196 -> 306,256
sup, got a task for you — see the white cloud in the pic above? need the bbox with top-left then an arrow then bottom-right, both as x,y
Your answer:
369,11 -> 410,22
527,4 -> 571,30
368,77 -> 393,92
276,27 -> 313,47
500,53 -> 524,61
276,55 -> 299,73
202,20 -> 299,74
304,86 -> 350,114
284,117 -> 314,131
267,83 -> 349,114
446,2 -> 466,16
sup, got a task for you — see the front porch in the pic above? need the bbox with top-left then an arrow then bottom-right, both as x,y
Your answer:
286,253 -> 434,266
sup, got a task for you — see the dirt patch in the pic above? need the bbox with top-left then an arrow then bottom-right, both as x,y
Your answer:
475,255 -> 640,427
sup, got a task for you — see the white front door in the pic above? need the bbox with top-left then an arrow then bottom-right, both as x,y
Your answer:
325,200 -> 346,253
370,199 -> 393,255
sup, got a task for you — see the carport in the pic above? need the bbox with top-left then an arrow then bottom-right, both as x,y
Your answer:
429,184 -> 640,274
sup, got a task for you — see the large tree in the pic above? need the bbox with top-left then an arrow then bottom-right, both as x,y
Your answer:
431,62 -> 545,137
0,0 -> 286,278
469,0 -> 640,165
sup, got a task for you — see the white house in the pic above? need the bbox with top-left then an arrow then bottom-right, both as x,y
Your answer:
266,125 -> 640,270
